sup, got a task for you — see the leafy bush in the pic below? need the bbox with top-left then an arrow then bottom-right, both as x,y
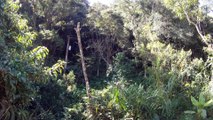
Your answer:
89,41 -> 212,120
85,84 -> 125,120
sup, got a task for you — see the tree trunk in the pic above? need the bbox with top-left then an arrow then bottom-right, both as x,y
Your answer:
64,36 -> 71,72
97,56 -> 101,77
74,22 -> 91,101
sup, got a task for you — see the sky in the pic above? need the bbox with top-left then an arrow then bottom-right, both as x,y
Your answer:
88,0 -> 115,6
199,0 -> 213,17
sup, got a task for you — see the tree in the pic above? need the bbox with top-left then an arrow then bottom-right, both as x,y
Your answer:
19,0 -> 89,64
0,1 -> 49,119
75,22 -> 91,105
163,0 -> 212,44
87,3 -> 131,76
163,0 -> 213,93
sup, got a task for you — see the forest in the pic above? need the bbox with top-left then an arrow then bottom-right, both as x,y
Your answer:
0,0 -> 213,119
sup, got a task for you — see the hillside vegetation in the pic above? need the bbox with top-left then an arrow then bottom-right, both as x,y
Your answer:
0,0 -> 213,119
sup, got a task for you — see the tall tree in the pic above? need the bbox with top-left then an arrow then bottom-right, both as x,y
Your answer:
75,22 -> 91,102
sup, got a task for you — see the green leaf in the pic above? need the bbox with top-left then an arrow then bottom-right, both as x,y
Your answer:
153,114 -> 160,120
199,93 -> 205,105
107,99 -> 114,108
191,96 -> 199,107
200,109 -> 207,119
204,99 -> 213,107
96,105 -> 99,113
184,110 -> 196,114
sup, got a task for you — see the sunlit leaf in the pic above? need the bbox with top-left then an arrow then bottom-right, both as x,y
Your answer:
204,99 -> 213,107
191,96 -> 199,107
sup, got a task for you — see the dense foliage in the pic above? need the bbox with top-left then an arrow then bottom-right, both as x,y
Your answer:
0,0 -> 212,120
